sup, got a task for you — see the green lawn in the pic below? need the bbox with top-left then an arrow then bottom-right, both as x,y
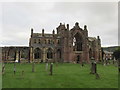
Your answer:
2,63 -> 118,88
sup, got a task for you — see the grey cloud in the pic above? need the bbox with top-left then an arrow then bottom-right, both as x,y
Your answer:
1,2 -> 118,47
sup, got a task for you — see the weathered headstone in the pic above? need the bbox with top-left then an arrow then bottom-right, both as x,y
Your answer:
90,62 -> 95,74
32,62 -> 35,72
81,62 -> 84,67
94,62 -> 97,74
2,64 -> 5,74
21,70 -> 24,79
90,59 -> 100,79
95,63 -> 100,79
49,63 -> 53,75
14,63 -> 16,75
113,60 -> 115,64
46,62 -> 48,71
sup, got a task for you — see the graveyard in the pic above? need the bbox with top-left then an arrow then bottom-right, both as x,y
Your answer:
2,62 -> 118,88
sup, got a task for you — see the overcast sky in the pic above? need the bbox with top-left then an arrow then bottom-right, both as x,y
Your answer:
0,2 -> 118,47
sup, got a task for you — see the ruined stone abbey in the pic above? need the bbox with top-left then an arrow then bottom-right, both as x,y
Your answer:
2,22 -> 102,63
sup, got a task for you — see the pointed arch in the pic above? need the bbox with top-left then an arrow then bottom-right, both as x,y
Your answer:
47,48 -> 53,59
34,48 -> 42,59
73,32 -> 83,51
57,49 -> 61,59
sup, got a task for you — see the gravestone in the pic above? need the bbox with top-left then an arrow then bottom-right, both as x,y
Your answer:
90,61 -> 95,74
94,62 -> 100,79
94,62 -> 97,74
2,64 -> 5,74
22,70 -> 24,76
81,62 -> 84,67
90,61 -> 100,79
113,60 -> 115,64
46,62 -> 48,71
49,63 -> 53,75
21,70 -> 24,79
14,63 -> 16,75
113,57 -> 116,64
32,62 -> 35,72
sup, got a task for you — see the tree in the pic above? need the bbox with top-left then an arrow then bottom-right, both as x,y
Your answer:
113,47 -> 120,60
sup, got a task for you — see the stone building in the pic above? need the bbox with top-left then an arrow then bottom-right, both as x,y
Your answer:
2,22 -> 102,63
103,51 -> 113,60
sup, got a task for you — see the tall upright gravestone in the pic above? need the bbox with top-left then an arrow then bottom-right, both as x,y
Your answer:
32,62 -> 35,72
90,59 -> 100,79
14,51 -> 16,75
49,63 -> 53,75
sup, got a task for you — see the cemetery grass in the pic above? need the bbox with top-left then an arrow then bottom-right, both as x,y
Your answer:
2,63 -> 118,88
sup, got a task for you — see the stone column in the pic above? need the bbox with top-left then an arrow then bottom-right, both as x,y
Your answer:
54,50 -> 57,62
43,47 -> 46,62
3,51 -> 5,63
5,50 -> 8,62
85,44 -> 90,63
30,47 -> 33,62
6,51 -> 8,61
16,50 -> 19,61
18,50 -> 21,63
53,52 -> 55,62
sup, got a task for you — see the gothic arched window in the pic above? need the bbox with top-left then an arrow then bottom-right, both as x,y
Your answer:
73,33 -> 83,51
34,48 -> 41,59
57,49 -> 61,59
47,48 -> 53,59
